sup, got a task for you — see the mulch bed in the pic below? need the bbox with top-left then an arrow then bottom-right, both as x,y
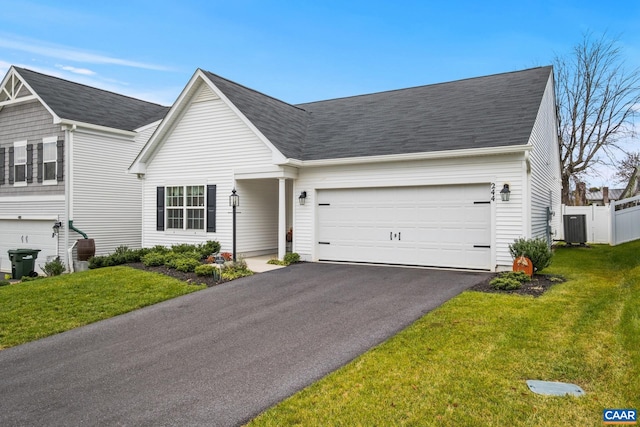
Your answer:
128,261 -> 565,296
470,273 -> 566,297
127,262 -> 223,287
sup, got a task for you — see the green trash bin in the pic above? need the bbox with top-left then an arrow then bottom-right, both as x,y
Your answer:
7,249 -> 41,280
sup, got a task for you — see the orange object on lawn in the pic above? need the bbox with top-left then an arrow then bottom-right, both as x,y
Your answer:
513,256 -> 533,277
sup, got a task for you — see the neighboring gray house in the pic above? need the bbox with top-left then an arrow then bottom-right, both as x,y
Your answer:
131,66 -> 562,271
0,66 -> 169,273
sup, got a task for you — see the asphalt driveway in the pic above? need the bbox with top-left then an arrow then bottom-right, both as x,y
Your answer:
0,263 -> 488,426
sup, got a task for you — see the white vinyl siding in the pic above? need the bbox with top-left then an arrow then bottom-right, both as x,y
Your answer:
71,128 -> 148,255
527,74 -> 562,243
142,85 -> 276,254
295,153 -> 527,270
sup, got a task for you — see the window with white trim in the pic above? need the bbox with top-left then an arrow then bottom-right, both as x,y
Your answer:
43,137 -> 57,182
14,141 -> 26,184
165,185 -> 205,230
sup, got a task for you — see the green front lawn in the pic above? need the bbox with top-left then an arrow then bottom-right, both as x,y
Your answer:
249,241 -> 640,426
0,266 -> 204,350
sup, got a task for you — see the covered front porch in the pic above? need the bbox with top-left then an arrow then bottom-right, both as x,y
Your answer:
233,166 -> 298,260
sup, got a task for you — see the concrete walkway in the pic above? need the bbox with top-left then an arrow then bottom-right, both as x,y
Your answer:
0,263 -> 488,426
243,254 -> 284,273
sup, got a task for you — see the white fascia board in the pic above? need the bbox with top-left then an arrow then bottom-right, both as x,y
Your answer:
128,162 -> 146,174
234,165 -> 298,180
0,215 -> 59,221
280,144 -> 532,168
58,120 -> 136,138
200,71 -> 287,162
0,194 -> 65,202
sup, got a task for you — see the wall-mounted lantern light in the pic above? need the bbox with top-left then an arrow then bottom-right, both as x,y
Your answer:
229,188 -> 239,261
500,184 -> 511,202
298,191 -> 307,206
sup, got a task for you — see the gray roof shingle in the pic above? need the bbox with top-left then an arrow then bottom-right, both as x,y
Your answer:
15,67 -> 169,131
203,66 -> 553,161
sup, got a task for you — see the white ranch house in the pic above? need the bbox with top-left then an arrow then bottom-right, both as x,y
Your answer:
131,66 -> 562,271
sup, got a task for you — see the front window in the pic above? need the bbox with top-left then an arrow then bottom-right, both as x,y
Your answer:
166,185 -> 205,230
14,142 -> 26,184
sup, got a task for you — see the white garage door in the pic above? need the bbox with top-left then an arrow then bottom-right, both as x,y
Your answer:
0,220 -> 59,274
317,184 -> 492,270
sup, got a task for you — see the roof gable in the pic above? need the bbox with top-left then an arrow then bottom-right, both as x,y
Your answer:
8,67 -> 169,131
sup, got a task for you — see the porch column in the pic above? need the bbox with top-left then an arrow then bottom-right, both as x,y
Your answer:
278,178 -> 286,260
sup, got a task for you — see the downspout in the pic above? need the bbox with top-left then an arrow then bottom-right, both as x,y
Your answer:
63,125 -> 75,271
68,220 -> 88,239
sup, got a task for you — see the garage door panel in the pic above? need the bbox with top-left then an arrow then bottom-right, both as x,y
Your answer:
0,220 -> 59,274
317,185 -> 491,270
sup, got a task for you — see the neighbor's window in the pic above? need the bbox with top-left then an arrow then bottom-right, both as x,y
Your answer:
43,139 -> 57,182
14,141 -> 27,184
166,185 -> 205,230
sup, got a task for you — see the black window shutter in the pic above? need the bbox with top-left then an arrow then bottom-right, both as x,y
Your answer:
26,144 -> 33,183
56,139 -> 64,181
207,184 -> 216,232
8,146 -> 14,184
37,142 -> 43,183
157,186 -> 165,231
0,147 -> 4,185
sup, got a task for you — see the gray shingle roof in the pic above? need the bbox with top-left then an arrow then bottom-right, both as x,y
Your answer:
15,67 -> 169,131
203,66 -> 553,161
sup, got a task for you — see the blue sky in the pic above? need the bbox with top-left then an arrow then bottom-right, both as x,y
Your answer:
1,0 -> 639,184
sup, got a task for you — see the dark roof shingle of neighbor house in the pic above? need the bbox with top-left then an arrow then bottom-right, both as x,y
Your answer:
15,67 -> 170,132
204,66 -> 553,161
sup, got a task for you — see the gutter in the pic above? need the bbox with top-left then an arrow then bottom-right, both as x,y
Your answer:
279,144 -> 532,168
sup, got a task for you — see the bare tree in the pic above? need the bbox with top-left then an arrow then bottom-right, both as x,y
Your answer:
614,151 -> 640,184
554,33 -> 640,204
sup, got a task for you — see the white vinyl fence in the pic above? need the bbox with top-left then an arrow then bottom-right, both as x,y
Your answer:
561,195 -> 640,245
611,194 -> 640,245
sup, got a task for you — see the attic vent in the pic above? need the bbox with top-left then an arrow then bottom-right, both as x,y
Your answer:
193,86 -> 219,103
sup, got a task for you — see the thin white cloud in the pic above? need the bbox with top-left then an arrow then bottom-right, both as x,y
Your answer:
56,64 -> 96,76
0,34 -> 170,71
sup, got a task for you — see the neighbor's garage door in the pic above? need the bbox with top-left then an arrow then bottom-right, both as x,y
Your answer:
316,184 -> 492,270
0,220 -> 59,274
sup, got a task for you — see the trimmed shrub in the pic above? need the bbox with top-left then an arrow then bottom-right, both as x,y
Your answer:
198,241 -> 221,258
489,271 -> 532,290
88,255 -> 107,269
221,259 -> 253,280
509,237 -> 553,272
43,257 -> 65,276
490,276 -> 522,290
174,257 -> 201,273
142,252 -> 168,267
283,252 -> 300,264
221,267 -> 253,281
195,264 -> 221,280
0,280 -> 10,286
